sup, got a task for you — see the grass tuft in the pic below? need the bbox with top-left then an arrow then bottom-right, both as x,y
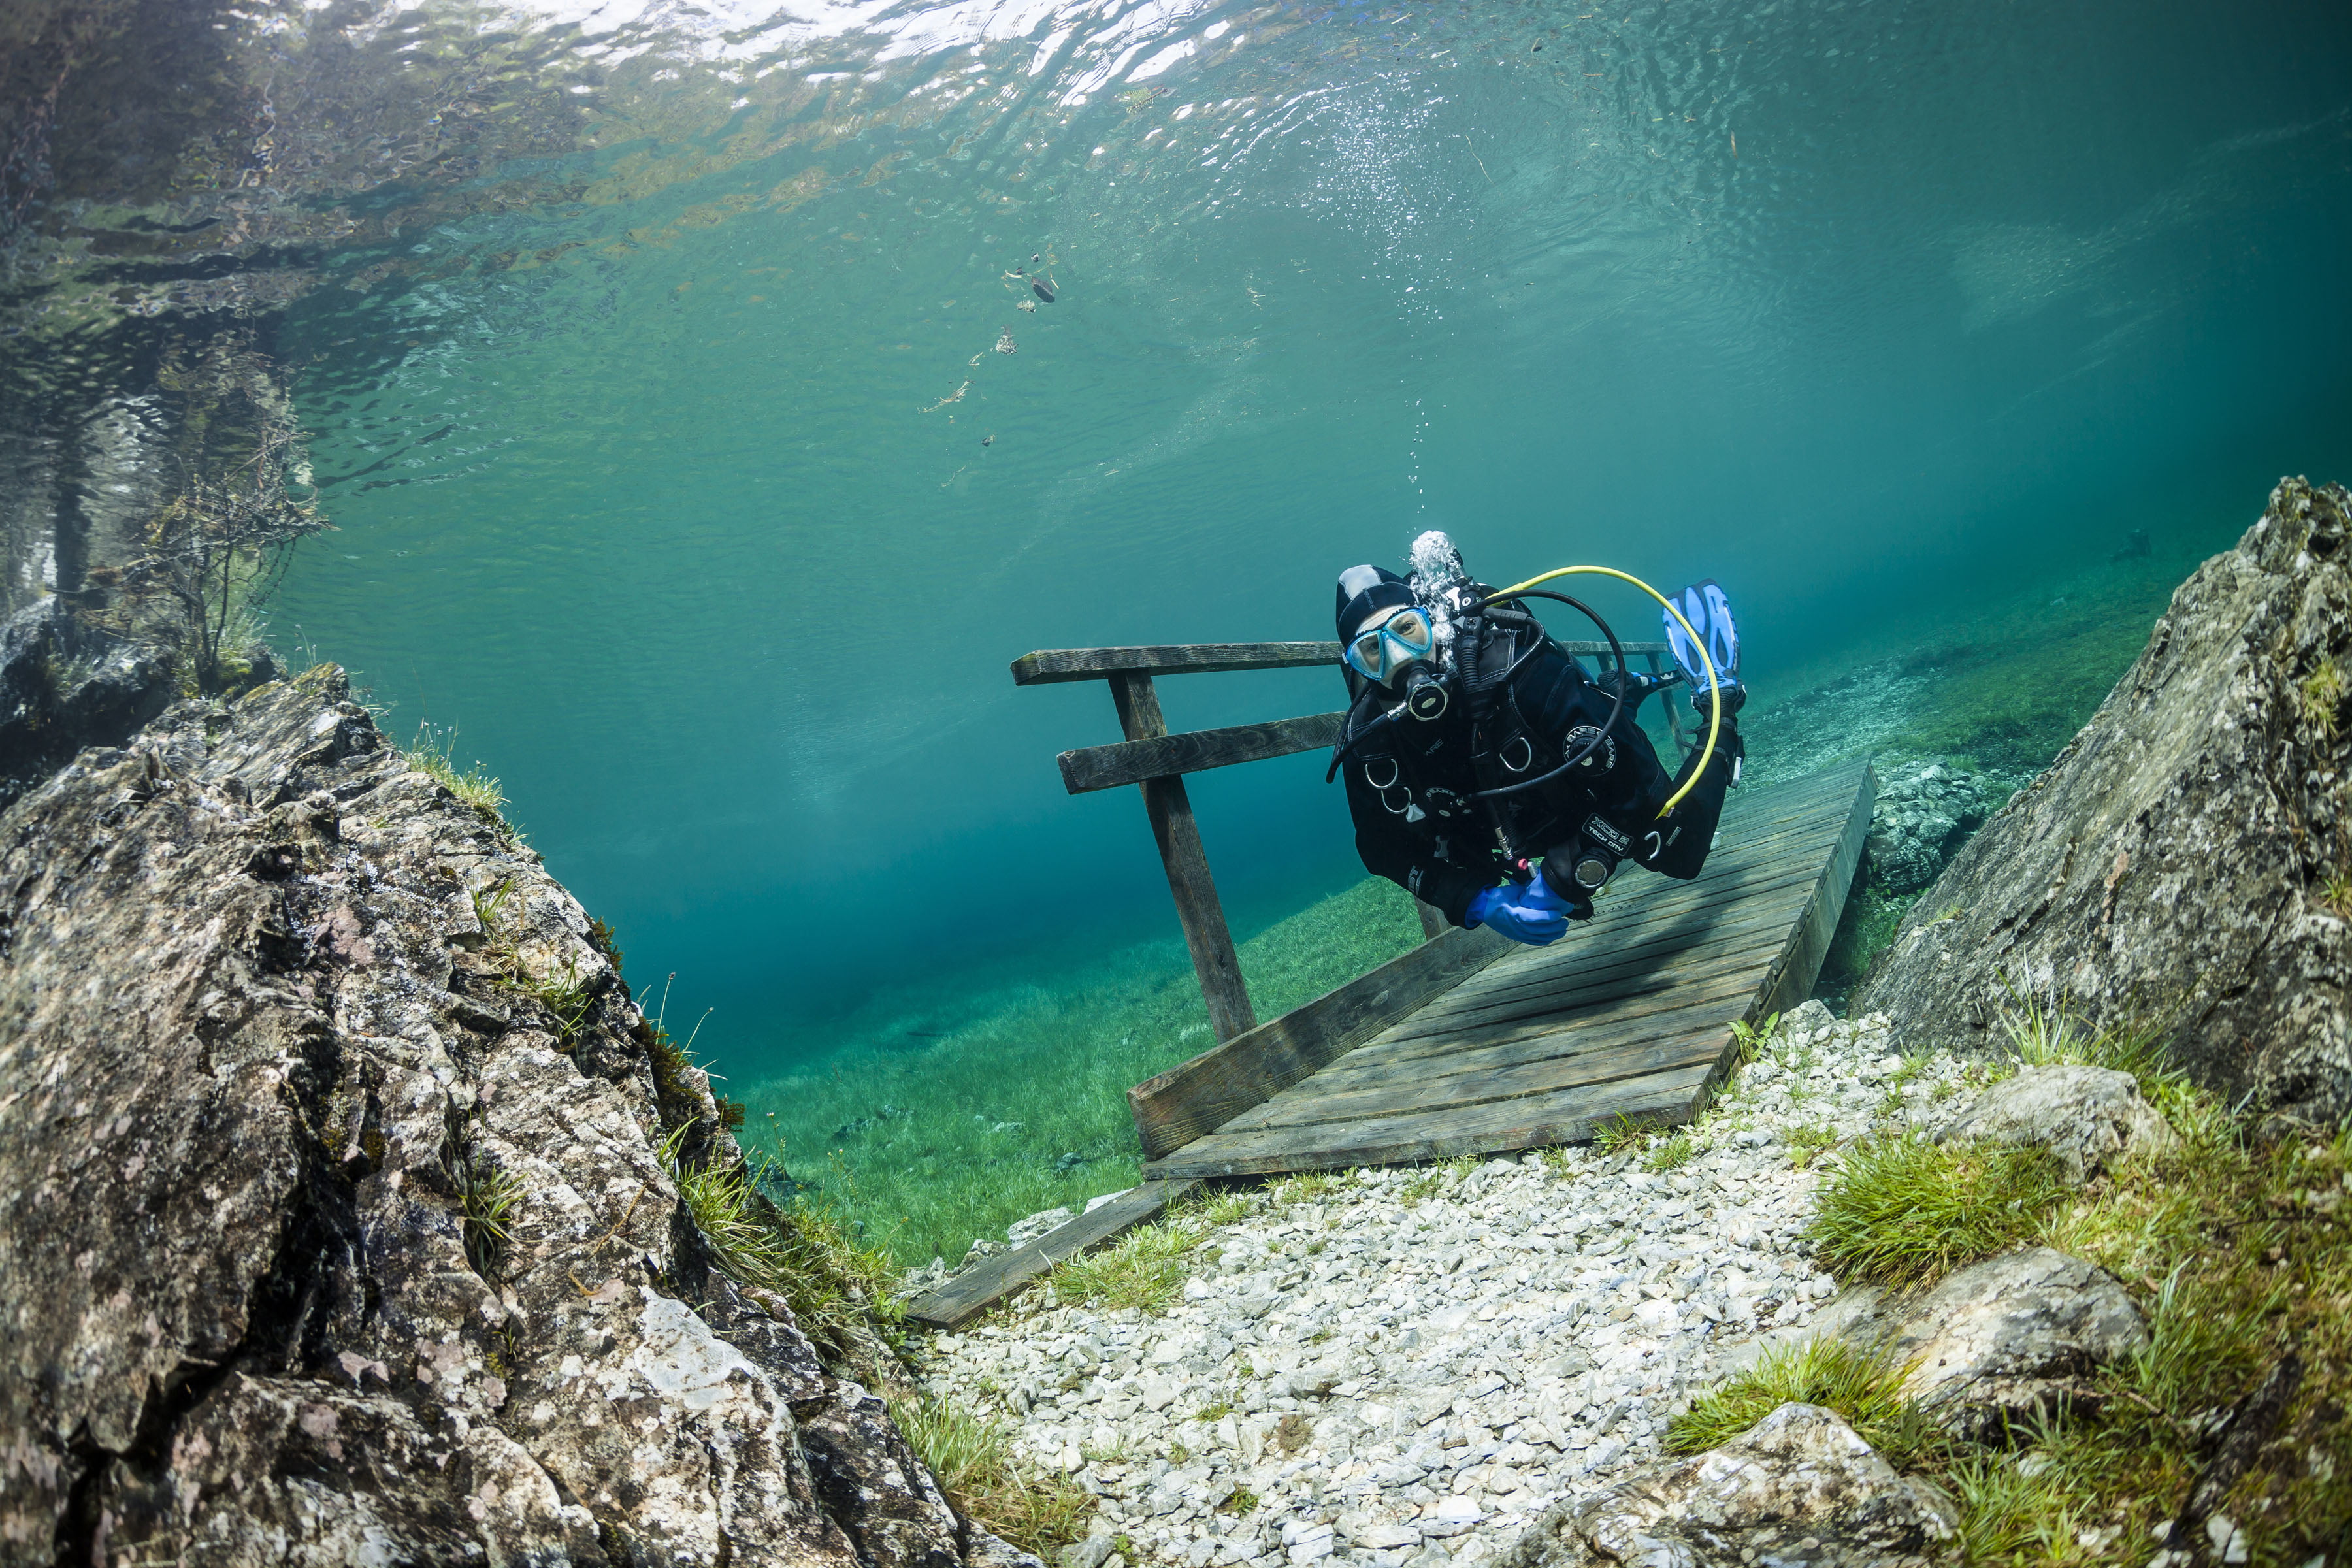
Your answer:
1642,1130 -> 1698,1173
1595,1115 -> 1654,1156
407,721 -> 506,819
459,1158 -> 526,1278
1727,1010 -> 1782,1065
1784,1121 -> 1842,1170
887,1393 -> 1090,1555
1049,1211 -> 1207,1313
2300,654 -> 2345,737
2321,870 -> 2352,919
1401,1154 -> 1478,1202
656,1123 -> 906,1365
1668,1336 -> 1938,1469
1806,1134 -> 2068,1287
1268,1169 -> 1352,1209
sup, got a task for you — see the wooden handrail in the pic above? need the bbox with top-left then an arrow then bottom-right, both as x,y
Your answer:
1013,639 -> 1677,685
1058,711 -> 1345,794
1014,643 -> 1337,685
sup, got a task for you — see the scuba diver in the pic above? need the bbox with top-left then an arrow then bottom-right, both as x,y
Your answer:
1330,532 -> 1746,945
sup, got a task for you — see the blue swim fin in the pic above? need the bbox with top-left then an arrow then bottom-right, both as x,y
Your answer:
1663,580 -> 1742,708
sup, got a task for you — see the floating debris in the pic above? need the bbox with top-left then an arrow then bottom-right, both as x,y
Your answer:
1016,297 -> 1036,312
921,379 -> 971,412
981,433 -> 994,446
1031,278 -> 1055,303
994,327 -> 1017,355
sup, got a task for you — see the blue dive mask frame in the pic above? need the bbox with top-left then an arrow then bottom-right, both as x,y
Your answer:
1343,606 -> 1437,684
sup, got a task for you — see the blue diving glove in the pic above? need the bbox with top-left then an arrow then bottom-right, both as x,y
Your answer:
1516,867 -> 1573,913
1466,883 -> 1569,946
1519,864 -> 1596,923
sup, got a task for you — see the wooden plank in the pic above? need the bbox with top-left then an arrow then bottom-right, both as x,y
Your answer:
1012,640 -> 1677,685
1414,898 -> 1450,941
1113,673 -> 1257,1044
1145,1064 -> 1721,1179
1059,711 -> 1345,794
1344,966 -> 1771,1070
1017,643 -> 1339,685
1126,760 -> 1874,1179
1305,976 -> 1772,1096
1649,649 -> 1692,756
904,1179 -> 1202,1328
1393,877 -> 1826,1026
1330,945 -> 1787,1071
1439,850 -> 1842,990
1126,923 -> 1514,1160
1753,760 -> 1877,1021
1221,1020 -> 1738,1135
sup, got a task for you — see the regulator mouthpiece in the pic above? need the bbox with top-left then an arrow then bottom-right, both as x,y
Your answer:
1404,666 -> 1450,721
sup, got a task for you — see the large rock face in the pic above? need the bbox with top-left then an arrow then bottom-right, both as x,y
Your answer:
0,668 -> 1026,1568
1857,478 -> 2352,1125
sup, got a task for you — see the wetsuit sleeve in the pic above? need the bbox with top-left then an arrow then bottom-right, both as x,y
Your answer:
1343,768 -> 1501,927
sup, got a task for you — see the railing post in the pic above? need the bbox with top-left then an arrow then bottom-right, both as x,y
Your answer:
1414,900 -> 1448,941
1646,649 -> 1693,757
1109,672 -> 1258,1043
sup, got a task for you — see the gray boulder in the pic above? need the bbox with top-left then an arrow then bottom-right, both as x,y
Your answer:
1499,1403 -> 1957,1568
1857,477 -> 2352,1127
1866,758 -> 2010,895
0,669 -> 1034,1568
1934,1064 -> 2179,1184
1884,1247 -> 2148,1441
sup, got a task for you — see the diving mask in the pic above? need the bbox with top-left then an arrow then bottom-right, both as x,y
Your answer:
1343,606 -> 1437,685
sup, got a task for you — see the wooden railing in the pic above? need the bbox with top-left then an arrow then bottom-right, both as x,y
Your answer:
1011,638 -> 1686,1043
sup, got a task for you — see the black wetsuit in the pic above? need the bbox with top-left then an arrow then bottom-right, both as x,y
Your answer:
1337,604 -> 1742,928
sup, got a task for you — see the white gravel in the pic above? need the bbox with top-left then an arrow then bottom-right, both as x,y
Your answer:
921,1002 -> 1984,1568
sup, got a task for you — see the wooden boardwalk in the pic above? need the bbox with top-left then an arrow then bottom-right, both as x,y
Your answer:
1135,759 -> 1875,1179
907,760 -> 1872,1327
912,642 -> 1873,1328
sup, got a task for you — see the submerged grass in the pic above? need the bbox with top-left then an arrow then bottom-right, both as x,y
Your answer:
1806,1133 -> 2068,1287
887,1392 -> 1092,1556
735,876 -> 1428,1267
1668,1337 -> 1938,1469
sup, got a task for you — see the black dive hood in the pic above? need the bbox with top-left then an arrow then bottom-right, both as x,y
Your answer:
1334,563 -> 1452,719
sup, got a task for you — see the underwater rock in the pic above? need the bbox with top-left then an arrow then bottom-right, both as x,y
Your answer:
1857,478 -> 2352,1126
0,668 -> 1033,1568
1933,1064 -> 2178,1184
1499,1403 -> 1957,1568
1880,1247 -> 2148,1441
1863,757 -> 2009,896
0,596 -> 174,813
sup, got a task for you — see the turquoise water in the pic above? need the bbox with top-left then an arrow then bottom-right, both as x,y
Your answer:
267,0 -> 2352,1140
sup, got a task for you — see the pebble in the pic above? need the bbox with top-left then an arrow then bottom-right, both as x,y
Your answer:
920,1004 -> 1982,1567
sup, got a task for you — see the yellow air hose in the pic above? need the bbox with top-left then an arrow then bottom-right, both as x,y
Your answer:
1482,565 -> 1721,816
